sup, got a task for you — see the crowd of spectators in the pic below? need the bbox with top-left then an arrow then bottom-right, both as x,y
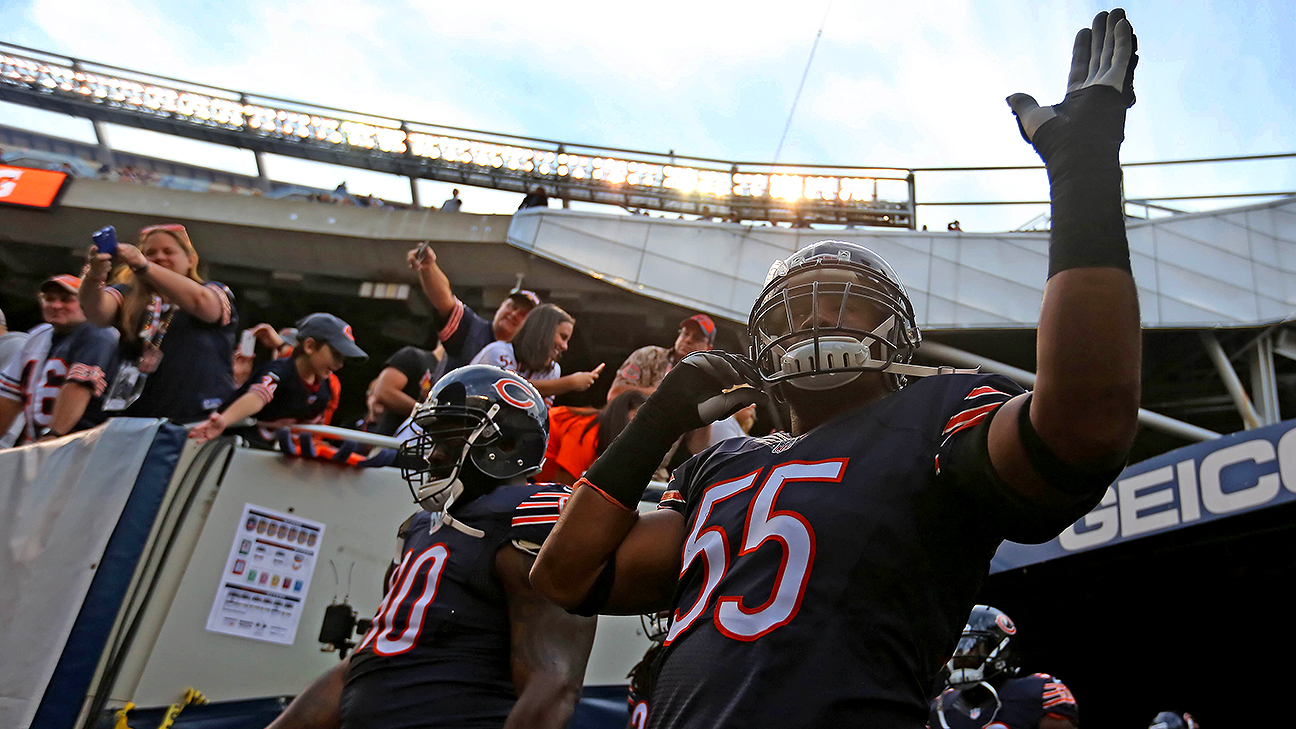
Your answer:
0,228 -> 757,486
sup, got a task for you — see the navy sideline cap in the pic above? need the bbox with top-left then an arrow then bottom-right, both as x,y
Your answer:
297,313 -> 367,360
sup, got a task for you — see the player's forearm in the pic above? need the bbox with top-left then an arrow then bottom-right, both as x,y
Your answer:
264,659 -> 347,729
45,383 -> 93,436
1034,268 -> 1141,463
531,487 -> 639,609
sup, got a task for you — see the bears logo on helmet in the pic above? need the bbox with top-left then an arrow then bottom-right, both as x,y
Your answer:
942,604 -> 1022,689
399,365 -> 548,514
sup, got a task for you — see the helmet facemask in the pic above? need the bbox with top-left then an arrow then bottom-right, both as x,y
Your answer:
400,404 -> 501,513
751,263 -> 921,392
943,630 -> 1011,688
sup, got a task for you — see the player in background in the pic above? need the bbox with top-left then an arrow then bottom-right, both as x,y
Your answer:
265,366 -> 596,729
532,10 -> 1141,729
626,612 -> 669,729
0,275 -> 118,445
1148,712 -> 1200,729
931,605 -> 1078,729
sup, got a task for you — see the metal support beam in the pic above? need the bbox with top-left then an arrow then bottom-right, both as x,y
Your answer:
921,341 -> 1222,442
90,119 -> 115,168
1273,327 -> 1296,363
252,150 -> 270,193
1199,332 -> 1261,429
1249,333 -> 1280,425
409,177 -> 421,208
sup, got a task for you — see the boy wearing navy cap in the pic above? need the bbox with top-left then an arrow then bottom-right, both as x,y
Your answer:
190,313 -> 366,446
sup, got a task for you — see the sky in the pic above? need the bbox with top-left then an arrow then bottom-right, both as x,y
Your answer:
1,0 -> 1293,231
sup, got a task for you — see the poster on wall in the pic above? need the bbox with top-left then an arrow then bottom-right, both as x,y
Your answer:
205,503 -> 325,645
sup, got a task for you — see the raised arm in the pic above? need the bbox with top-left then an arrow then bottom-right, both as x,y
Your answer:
988,9 -> 1142,502
532,351 -> 762,614
80,246 -> 120,327
117,243 -> 227,324
496,545 -> 597,729
407,245 -> 457,317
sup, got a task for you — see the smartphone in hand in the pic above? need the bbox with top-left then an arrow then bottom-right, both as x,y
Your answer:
414,241 -> 430,263
92,226 -> 119,256
238,329 -> 257,357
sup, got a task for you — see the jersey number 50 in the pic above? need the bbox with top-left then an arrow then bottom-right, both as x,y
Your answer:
666,459 -> 847,644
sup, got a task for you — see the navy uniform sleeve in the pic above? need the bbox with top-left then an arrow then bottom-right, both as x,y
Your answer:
63,324 -> 119,397
435,298 -> 488,361
933,374 -> 1105,544
1036,673 -> 1079,723
507,484 -> 573,554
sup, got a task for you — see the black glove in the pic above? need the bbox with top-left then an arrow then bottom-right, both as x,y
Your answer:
1007,8 -> 1138,278
582,351 -> 767,510
639,350 -> 766,437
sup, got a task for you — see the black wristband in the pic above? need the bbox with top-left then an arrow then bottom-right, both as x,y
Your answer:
582,406 -> 682,510
1032,86 -> 1132,278
131,261 -> 151,276
1017,393 -> 1126,496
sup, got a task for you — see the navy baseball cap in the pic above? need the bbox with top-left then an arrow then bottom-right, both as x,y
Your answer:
297,313 -> 367,360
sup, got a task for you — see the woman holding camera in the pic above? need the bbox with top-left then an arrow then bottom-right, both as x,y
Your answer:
81,224 -> 239,423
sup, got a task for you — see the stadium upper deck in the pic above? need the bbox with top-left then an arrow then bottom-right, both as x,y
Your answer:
0,42 -> 914,228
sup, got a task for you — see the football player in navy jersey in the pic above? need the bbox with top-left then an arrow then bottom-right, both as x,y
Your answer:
533,10 -> 1141,729
931,606 -> 1079,729
266,366 -> 596,729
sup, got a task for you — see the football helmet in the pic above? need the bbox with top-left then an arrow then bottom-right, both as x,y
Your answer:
942,604 -> 1021,688
1149,712 -> 1198,729
749,240 -> 968,391
399,365 -> 548,513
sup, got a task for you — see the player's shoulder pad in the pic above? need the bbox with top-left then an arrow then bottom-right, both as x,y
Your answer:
506,482 -> 573,550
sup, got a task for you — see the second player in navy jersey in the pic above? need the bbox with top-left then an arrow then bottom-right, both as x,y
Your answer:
534,11 -> 1142,729
266,366 -> 595,729
931,606 -> 1079,729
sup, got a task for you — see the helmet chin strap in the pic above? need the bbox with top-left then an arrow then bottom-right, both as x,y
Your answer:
936,681 -> 1001,729
782,317 -> 977,390
418,405 -> 500,539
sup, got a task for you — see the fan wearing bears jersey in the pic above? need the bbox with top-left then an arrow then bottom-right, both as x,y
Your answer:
931,606 -> 1079,729
534,10 -> 1141,729
266,366 -> 596,729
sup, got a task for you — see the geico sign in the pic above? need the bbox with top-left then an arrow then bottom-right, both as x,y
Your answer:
1060,428 -> 1296,551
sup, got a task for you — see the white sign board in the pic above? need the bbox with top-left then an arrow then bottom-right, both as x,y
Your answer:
205,503 -> 324,645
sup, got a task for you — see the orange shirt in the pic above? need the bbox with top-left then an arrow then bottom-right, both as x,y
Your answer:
539,407 -> 600,482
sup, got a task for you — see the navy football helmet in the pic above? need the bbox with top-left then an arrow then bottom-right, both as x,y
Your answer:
942,604 -> 1021,688
1149,712 -> 1199,729
399,365 -> 548,512
749,240 -> 962,391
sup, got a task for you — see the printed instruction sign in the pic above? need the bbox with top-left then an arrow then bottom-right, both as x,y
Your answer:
205,503 -> 325,645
